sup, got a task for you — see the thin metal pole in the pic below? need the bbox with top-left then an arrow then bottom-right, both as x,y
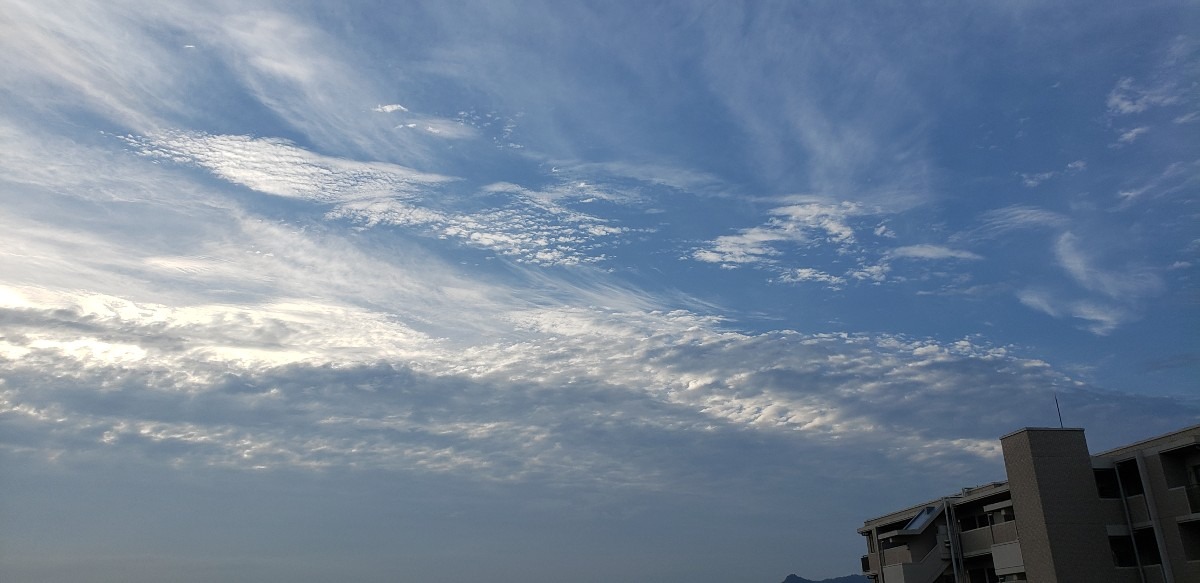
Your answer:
944,499 -> 961,583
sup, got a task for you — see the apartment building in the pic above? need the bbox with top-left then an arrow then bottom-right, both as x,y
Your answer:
857,424 -> 1200,583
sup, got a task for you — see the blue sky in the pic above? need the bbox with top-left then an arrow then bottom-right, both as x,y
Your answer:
1,1 -> 1197,581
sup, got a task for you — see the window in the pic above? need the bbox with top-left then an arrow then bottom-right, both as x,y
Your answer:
1111,529 -> 1163,567
967,567 -> 999,583
1116,460 -> 1144,496
959,514 -> 987,531
1158,446 -> 1200,488
992,507 -> 1015,523
1110,535 -> 1136,567
1094,468 -> 1121,498
1134,528 -> 1161,565
1181,521 -> 1200,561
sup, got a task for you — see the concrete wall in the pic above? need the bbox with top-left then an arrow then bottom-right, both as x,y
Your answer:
1001,428 -> 1117,583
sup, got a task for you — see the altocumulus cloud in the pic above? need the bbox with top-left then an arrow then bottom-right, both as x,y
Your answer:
3,287 -> 1193,487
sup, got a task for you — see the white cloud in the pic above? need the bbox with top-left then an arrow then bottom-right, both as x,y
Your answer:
329,187 -> 628,267
6,295 -> 1187,484
693,227 -> 787,265
373,104 -> 409,113
1069,301 -> 1126,336
122,131 -> 626,267
999,219 -> 1189,337
1054,233 -> 1163,301
958,205 -> 1068,241
1020,171 -> 1057,188
1016,289 -> 1059,318
124,130 -> 453,202
553,160 -> 726,196
0,0 -> 195,131
1174,112 -> 1200,124
1107,77 -> 1181,115
692,200 -> 865,266
1017,289 -> 1124,335
1018,160 -> 1088,187
400,116 -> 478,140
1115,159 -> 1200,205
1115,126 -> 1150,145
779,268 -> 846,287
848,263 -> 890,283
890,245 -> 982,261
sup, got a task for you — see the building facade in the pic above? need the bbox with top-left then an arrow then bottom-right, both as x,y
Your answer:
857,424 -> 1200,583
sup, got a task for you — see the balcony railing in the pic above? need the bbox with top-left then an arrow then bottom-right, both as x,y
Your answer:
992,520 -> 1018,543
957,520 -> 1018,556
882,545 -> 913,566
881,541 -> 949,583
959,526 -> 992,556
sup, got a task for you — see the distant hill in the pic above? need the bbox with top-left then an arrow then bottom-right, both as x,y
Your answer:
780,574 -> 869,583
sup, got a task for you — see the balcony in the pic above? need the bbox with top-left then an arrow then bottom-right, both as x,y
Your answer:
992,520 -> 1018,543
1188,484 -> 1200,514
880,543 -> 949,583
883,545 -> 913,565
957,520 -> 1018,557
959,526 -> 992,556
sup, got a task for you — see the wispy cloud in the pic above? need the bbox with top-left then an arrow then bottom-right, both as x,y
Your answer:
124,130 -> 453,202
122,131 -> 628,267
692,200 -> 866,267
1113,126 -> 1150,146
778,268 -> 846,287
1016,289 -> 1126,336
1054,232 -> 1163,301
957,205 -> 1069,241
1018,160 -> 1087,188
1175,111 -> 1200,124
1019,171 -> 1056,188
1116,159 -> 1200,205
1107,77 -> 1182,115
889,245 -> 982,261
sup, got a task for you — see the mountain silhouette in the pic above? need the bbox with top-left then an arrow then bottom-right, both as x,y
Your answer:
780,574 -> 869,583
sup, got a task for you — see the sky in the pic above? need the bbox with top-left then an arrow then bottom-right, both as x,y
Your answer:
0,1 -> 1197,581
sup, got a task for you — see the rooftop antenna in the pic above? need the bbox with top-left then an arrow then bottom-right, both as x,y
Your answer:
1054,393 -> 1064,428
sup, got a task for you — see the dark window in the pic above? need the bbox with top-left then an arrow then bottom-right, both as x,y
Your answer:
1110,535 -> 1136,567
1094,468 -> 1121,498
1181,521 -> 1200,561
1158,447 -> 1198,488
1134,528 -> 1161,565
966,567 -> 999,583
1116,460 -> 1144,496
959,514 -> 984,530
